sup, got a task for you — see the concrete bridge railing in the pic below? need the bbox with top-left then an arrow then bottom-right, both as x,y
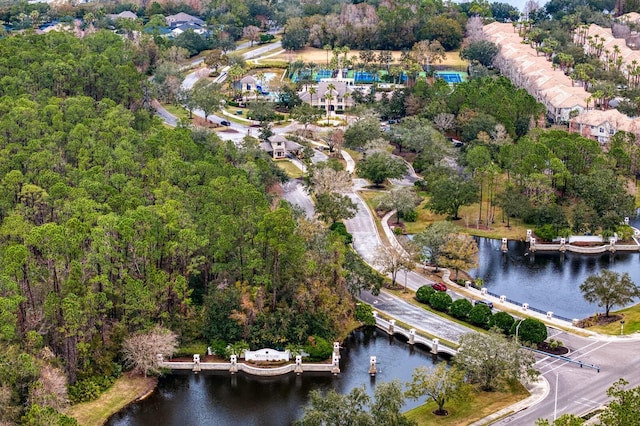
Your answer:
373,313 -> 457,356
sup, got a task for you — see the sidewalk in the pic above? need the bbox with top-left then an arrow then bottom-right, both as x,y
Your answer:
378,209 -> 640,343
470,376 -> 550,426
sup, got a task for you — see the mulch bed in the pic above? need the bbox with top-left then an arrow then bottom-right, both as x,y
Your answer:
574,313 -> 623,328
536,341 -> 569,356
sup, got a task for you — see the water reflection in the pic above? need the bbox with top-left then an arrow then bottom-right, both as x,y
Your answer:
471,236 -> 640,319
107,328 -> 444,426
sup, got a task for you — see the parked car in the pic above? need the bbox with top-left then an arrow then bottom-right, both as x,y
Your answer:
431,282 -> 447,292
220,120 -> 231,126
474,299 -> 494,309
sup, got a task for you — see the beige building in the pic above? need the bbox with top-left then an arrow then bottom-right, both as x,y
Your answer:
299,81 -> 356,115
483,22 -> 588,123
569,109 -> 640,144
259,135 -> 302,159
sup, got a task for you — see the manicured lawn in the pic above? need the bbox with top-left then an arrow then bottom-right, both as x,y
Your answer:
277,160 -> 304,178
405,380 -> 529,425
65,375 -> 156,426
162,103 -> 191,121
588,304 -> 640,335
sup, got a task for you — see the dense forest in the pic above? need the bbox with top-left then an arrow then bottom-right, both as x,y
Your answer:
0,30 -> 374,424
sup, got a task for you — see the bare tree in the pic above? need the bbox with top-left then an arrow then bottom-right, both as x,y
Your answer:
465,16 -> 486,44
375,244 -> 415,289
243,25 -> 261,46
311,167 -> 352,194
433,113 -> 456,134
29,364 -> 68,411
122,326 -> 178,377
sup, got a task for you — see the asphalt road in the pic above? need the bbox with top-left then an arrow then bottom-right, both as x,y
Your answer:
360,290 -> 473,344
156,40 -> 640,425
496,330 -> 640,424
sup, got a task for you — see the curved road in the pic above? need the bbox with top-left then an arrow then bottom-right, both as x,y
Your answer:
156,41 -> 640,425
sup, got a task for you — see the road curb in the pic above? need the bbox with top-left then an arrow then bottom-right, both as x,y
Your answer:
470,375 -> 550,425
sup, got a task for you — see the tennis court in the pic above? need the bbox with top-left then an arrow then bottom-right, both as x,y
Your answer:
435,71 -> 466,84
315,69 -> 333,81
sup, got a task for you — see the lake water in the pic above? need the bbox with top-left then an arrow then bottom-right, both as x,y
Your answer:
471,237 -> 640,319
107,328 -> 444,426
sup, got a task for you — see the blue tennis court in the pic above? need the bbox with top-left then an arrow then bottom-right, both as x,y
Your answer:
436,71 -> 465,84
315,69 -> 333,81
354,71 -> 379,83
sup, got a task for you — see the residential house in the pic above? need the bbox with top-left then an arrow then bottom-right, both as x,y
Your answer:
299,81 -> 356,115
165,13 -> 205,27
259,135 -> 302,159
569,109 -> 640,144
171,23 -> 207,37
107,11 -> 138,21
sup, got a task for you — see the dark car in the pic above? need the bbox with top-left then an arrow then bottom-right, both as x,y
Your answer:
220,120 -> 231,126
431,282 -> 447,292
475,299 -> 494,309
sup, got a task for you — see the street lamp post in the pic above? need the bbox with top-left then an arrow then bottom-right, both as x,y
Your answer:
515,319 -> 524,344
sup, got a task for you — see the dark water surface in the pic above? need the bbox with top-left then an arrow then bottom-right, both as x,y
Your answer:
107,328 -> 443,426
109,218 -> 640,425
471,215 -> 640,319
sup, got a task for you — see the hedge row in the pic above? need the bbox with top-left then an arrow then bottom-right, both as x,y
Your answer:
415,285 -> 547,344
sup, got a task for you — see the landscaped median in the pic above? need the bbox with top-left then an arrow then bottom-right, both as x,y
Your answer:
405,380 -> 528,426
64,375 -> 156,426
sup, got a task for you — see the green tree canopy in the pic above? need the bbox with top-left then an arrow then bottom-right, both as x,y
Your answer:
579,270 -> 640,317
357,152 -> 407,187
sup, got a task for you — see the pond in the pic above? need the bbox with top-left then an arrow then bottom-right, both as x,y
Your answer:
470,215 -> 640,319
107,328 -> 444,426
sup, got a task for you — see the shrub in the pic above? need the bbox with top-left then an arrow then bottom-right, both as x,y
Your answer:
174,343 -> 208,358
304,336 -> 333,361
513,318 -> 547,344
468,304 -> 492,328
355,303 -> 376,326
393,226 -> 404,235
68,375 -> 117,403
534,224 -> 557,241
489,311 -> 515,335
429,292 -> 452,312
416,285 -> 435,303
210,339 -> 228,357
547,339 -> 563,349
330,221 -> 353,244
402,209 -> 418,222
449,298 -> 473,320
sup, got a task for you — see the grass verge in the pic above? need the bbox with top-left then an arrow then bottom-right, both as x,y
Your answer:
588,304 -> 640,335
405,380 -> 529,425
65,375 -> 156,426
161,103 -> 190,121
277,160 -> 304,178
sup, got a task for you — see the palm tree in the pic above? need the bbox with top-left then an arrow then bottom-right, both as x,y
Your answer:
325,93 -> 334,123
309,87 -> 317,107
323,44 -> 332,66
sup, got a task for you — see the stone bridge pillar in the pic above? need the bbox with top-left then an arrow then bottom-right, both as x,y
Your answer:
295,355 -> 303,375
431,338 -> 439,355
193,354 -> 201,372
229,354 -> 238,374
333,342 -> 341,358
369,356 -> 377,376
501,237 -> 508,252
560,237 -> 566,252
526,229 -> 532,242
388,319 -> 395,334
409,328 -> 416,345
332,354 -> 341,375
609,237 -> 616,253
529,237 -> 536,252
